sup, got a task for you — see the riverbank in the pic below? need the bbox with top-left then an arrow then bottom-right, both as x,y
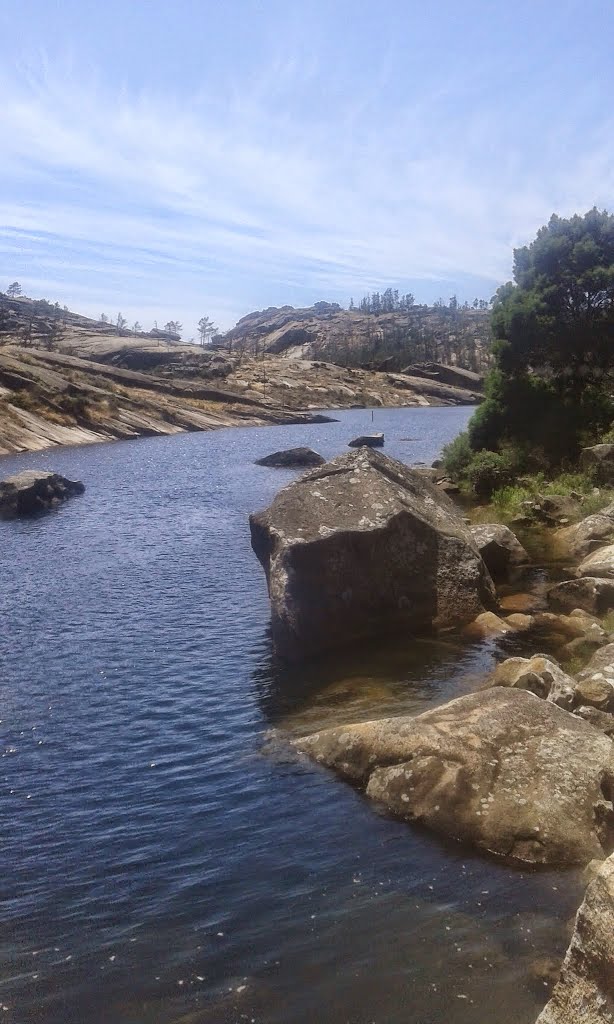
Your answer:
0,343 -> 481,456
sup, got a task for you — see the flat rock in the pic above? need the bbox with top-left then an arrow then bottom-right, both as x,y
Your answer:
0,470 -> 85,519
548,578 -> 614,616
294,688 -> 614,865
249,448 -> 496,660
469,523 -> 529,580
348,433 -> 384,448
536,854 -> 614,1022
255,447 -> 325,468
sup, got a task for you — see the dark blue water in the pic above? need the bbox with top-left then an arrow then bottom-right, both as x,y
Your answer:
0,408 -> 582,1024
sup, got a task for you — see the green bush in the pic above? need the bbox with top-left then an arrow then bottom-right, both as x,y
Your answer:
465,450 -> 515,498
441,431 -> 472,480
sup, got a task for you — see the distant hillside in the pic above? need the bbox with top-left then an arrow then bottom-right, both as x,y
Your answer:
0,293 -> 483,455
222,302 -> 493,372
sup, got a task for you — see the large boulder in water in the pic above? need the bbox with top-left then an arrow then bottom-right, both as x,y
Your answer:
536,854 -> 614,1023
249,448 -> 496,660
294,688 -> 614,866
0,470 -> 85,519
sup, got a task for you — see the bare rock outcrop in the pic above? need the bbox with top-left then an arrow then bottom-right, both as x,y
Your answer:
536,854 -> 614,1023
469,523 -> 529,580
0,470 -> 85,519
249,448 -> 496,660
294,688 -> 614,865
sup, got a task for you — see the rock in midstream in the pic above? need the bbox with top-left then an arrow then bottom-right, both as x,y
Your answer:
0,470 -> 85,519
249,448 -> 496,660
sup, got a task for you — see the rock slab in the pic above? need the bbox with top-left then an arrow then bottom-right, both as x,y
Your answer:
0,470 -> 85,519
294,688 -> 614,865
250,448 -> 496,659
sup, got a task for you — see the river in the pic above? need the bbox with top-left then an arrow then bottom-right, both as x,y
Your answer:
0,407 -> 582,1024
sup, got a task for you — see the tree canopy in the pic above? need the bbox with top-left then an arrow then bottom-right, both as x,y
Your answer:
470,208 -> 614,464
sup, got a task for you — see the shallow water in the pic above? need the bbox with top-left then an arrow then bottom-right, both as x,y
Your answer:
0,407 -> 582,1024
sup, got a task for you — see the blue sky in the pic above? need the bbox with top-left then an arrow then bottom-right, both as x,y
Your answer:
1,0 -> 613,338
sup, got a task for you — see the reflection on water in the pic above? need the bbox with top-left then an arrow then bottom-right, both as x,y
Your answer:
0,407 -> 583,1024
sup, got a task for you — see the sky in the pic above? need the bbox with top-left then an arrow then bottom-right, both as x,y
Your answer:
1,0 -> 613,339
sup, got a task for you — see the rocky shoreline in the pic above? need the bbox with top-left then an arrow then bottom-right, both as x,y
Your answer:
249,447 -> 614,1022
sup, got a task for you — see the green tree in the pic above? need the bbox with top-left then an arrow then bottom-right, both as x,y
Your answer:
470,208 -> 614,465
7,281 -> 22,298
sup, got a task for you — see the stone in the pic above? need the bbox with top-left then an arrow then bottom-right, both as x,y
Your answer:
0,470 -> 85,519
249,448 -> 496,660
500,592 -> 542,614
533,611 -> 607,643
504,613 -> 535,631
574,677 -> 614,712
573,706 -> 614,737
536,854 -> 614,1022
348,433 -> 384,448
537,494 -> 583,523
577,643 -> 614,683
463,611 -> 512,639
469,523 -> 530,580
255,447 -> 325,468
580,443 -> 614,484
578,544 -> 614,580
491,655 -> 576,709
548,578 -> 614,616
555,506 -> 614,559
294,688 -> 614,865
436,477 -> 461,495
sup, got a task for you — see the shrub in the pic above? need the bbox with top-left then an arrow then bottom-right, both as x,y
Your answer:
464,450 -> 515,498
441,431 -> 472,480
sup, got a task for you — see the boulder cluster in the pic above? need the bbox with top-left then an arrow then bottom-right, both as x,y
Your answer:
250,445 -> 614,1023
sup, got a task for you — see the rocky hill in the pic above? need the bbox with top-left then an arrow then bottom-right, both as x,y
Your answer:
0,294 -> 484,455
222,301 -> 493,371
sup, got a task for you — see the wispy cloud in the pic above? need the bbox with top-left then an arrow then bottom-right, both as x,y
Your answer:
1,25 -> 613,333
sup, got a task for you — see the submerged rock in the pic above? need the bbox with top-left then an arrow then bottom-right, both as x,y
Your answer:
469,523 -> 529,580
536,854 -> 614,1023
255,447 -> 325,468
0,470 -> 85,519
249,448 -> 496,660
348,433 -> 384,448
294,688 -> 614,865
